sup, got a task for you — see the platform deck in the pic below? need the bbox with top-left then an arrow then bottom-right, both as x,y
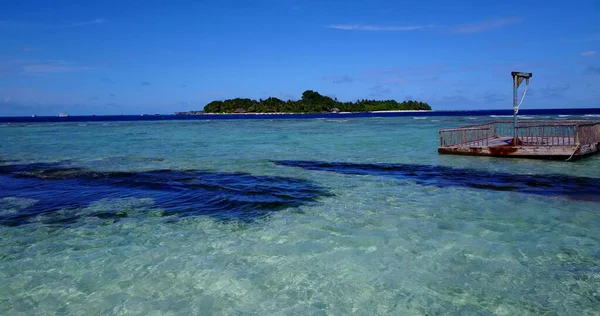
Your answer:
438,120 -> 600,161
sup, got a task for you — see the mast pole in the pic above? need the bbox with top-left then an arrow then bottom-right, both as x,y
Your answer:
513,73 -> 518,142
511,71 -> 532,145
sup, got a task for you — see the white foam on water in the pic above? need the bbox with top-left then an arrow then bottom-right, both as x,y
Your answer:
325,119 -> 350,123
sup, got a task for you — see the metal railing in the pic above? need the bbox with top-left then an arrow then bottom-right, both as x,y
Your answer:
577,121 -> 600,145
439,123 -> 494,147
439,120 -> 600,147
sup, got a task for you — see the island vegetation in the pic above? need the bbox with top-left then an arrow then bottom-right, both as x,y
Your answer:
176,90 -> 431,115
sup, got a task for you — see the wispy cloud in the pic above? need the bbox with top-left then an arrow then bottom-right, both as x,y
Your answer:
277,92 -> 297,101
0,18 -> 106,29
0,60 -> 94,77
561,34 -> 600,43
362,61 -> 549,87
4,96 -> 12,103
23,61 -> 93,75
369,84 -> 393,97
534,84 -> 571,99
0,20 -> 38,28
0,87 -> 81,114
584,65 -> 600,75
450,17 -> 522,34
482,92 -> 508,104
141,81 -> 151,86
323,75 -> 354,84
581,51 -> 597,57
364,63 -> 453,84
432,90 -> 517,108
327,24 -> 434,31
366,63 -> 450,77
438,93 -> 472,105
493,41 -> 526,48
58,19 -> 106,28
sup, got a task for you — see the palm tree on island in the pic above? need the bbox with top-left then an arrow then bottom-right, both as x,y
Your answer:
176,90 -> 431,115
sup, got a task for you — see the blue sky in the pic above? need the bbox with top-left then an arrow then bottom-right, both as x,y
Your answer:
0,0 -> 599,115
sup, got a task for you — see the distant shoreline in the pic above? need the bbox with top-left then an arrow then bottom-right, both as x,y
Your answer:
2,109 -> 600,123
181,110 -> 433,115
199,90 -> 431,114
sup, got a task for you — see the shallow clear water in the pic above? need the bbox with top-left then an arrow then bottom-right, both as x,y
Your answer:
1,116 -> 599,315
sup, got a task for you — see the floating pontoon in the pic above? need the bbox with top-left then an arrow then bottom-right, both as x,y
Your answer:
438,72 -> 600,161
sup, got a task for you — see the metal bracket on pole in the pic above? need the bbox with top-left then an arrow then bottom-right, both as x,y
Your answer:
511,71 -> 532,145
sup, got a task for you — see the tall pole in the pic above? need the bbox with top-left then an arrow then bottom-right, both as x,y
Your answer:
513,73 -> 518,143
511,71 -> 532,145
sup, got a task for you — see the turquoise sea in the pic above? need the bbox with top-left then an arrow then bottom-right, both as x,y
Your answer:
1,115 -> 599,315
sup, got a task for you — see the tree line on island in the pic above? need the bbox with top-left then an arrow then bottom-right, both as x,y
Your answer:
177,90 -> 431,115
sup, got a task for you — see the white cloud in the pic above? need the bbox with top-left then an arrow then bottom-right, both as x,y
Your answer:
57,19 -> 106,28
581,51 -> 597,57
22,62 -> 92,75
450,17 -> 522,34
0,60 -> 95,77
0,18 -> 106,29
561,34 -> 600,43
327,24 -> 434,31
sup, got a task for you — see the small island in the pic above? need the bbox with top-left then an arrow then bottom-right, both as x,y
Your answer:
176,90 -> 431,115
